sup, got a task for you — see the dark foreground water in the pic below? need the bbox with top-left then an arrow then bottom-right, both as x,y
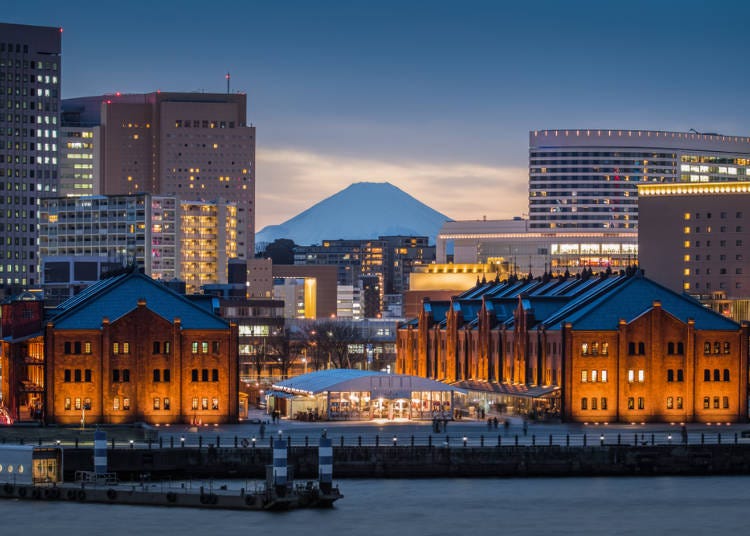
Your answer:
2,476 -> 749,535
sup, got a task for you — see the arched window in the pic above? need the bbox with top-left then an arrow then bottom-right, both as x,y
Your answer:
723,369 -> 730,382
714,342 -> 721,354
704,341 -> 711,354
704,369 -> 711,381
581,398 -> 587,410
703,396 -> 710,409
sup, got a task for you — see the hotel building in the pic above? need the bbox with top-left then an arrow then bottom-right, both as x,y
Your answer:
529,129 -> 750,230
61,92 -> 256,256
0,23 -> 62,293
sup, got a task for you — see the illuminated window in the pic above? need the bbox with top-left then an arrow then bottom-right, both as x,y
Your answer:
684,213 -> 691,220
192,397 -> 199,410
713,397 -> 720,409
113,342 -> 119,354
600,397 -> 607,410
724,342 -> 730,354
591,397 -> 597,410
581,370 -> 588,383
638,370 -> 644,383
601,342 -> 609,355
627,369 -> 634,383
601,370 -> 607,383
64,398 -> 71,410
683,227 -> 690,234
581,398 -> 587,410
684,240 -> 690,248
122,342 -> 130,354
84,342 -> 92,354
627,397 -> 634,410
212,398 -> 219,410
201,398 -> 209,410
667,397 -> 674,409
164,398 -> 171,411
683,254 -> 690,262
123,398 -> 131,411
591,370 -> 598,382
191,341 -> 198,354
153,398 -> 160,410
637,397 -> 644,410
113,397 -> 120,411
677,397 -> 683,410
201,341 -> 209,354
703,396 -> 710,409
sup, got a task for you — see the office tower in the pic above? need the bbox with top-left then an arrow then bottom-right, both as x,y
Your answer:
529,129 -> 750,230
62,92 -> 255,256
0,23 -> 62,292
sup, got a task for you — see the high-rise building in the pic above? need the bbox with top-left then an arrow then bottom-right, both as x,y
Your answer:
529,129 -> 750,230
638,182 -> 750,321
0,23 -> 62,293
39,193 -> 239,299
61,92 -> 255,256
59,106 -> 100,196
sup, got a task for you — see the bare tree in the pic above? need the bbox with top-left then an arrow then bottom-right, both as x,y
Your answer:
308,320 -> 361,369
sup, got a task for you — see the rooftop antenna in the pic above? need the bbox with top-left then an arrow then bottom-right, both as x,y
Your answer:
226,72 -> 231,94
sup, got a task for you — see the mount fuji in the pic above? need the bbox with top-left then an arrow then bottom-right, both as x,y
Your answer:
256,182 -> 452,248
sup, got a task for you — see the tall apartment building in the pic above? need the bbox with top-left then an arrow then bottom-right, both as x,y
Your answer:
529,129 -> 750,230
0,23 -> 62,293
61,92 -> 255,256
39,193 -> 239,300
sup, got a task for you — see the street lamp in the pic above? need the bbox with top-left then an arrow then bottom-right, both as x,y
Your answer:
392,435 -> 397,446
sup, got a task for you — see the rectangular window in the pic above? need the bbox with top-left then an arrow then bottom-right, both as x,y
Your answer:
677,369 -> 684,382
153,341 -> 160,354
637,397 -> 644,410
601,397 -> 607,410
591,370 -> 598,383
153,397 -> 160,410
113,369 -> 120,383
638,370 -> 645,383
581,370 -> 588,382
723,396 -> 729,409
704,396 -> 710,409
591,397 -> 597,410
677,397 -> 683,410
83,398 -> 91,411
724,342 -> 730,354
192,341 -> 198,354
164,341 -> 171,354
64,341 -> 72,354
113,342 -> 119,354
667,397 -> 674,409
84,369 -> 92,382
74,341 -> 82,354
84,341 -> 92,354
202,369 -> 209,382
122,369 -> 130,383
122,342 -> 130,354
211,397 -> 219,410
75,398 -> 82,410
64,397 -> 71,410
627,370 -> 634,383
74,369 -> 82,382
201,341 -> 209,354
581,398 -> 587,410
163,369 -> 171,382
153,369 -> 161,382
64,369 -> 71,382
123,398 -> 131,411
601,370 -> 607,383
601,342 -> 609,355
164,397 -> 171,411
627,397 -> 634,410
212,341 -> 220,354
667,369 -> 674,382
201,397 -> 209,410
192,369 -> 198,382
192,397 -> 199,410
113,397 -> 120,411
713,397 -> 720,409
212,369 -> 219,382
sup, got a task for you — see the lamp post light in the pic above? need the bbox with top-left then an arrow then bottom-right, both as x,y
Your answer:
252,437 -> 256,448
180,436 -> 185,447
463,436 -> 468,447
129,440 -> 134,449
600,434 -> 604,446
392,435 -> 397,446
668,434 -> 672,444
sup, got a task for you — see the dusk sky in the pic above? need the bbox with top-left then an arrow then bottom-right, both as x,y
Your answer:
7,0 -> 750,230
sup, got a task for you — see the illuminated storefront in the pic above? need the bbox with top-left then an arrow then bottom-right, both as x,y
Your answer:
268,369 -> 465,421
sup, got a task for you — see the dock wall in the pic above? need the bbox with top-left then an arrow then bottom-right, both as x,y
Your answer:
63,444 -> 750,480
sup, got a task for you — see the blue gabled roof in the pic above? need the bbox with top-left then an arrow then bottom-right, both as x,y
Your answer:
50,272 -> 229,330
558,276 -> 740,331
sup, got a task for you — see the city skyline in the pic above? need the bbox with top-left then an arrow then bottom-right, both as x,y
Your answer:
5,0 -> 750,230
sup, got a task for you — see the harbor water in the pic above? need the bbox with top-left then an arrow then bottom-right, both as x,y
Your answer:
2,476 -> 749,535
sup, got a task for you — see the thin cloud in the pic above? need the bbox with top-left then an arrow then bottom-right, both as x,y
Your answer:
256,147 -> 527,230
